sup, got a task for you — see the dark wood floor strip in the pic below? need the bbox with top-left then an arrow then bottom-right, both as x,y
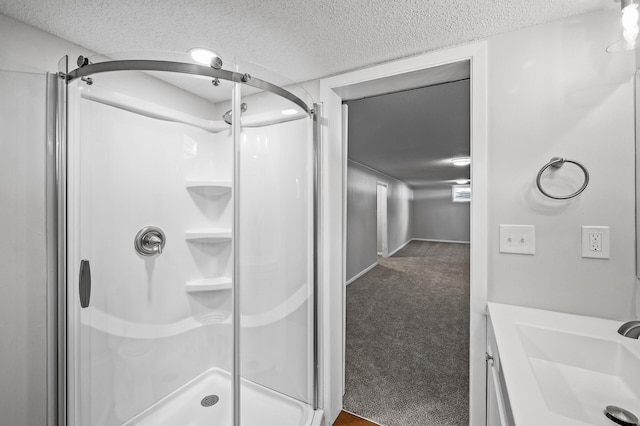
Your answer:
333,410 -> 381,426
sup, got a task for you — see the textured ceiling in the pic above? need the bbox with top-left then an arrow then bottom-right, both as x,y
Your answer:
346,77 -> 470,188
0,0 -> 604,83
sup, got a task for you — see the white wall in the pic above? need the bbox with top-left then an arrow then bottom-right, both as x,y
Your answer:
635,51 -> 640,320
0,13 -> 91,426
346,160 -> 413,281
0,13 -> 87,73
486,11 -> 637,320
413,186 -> 471,243
0,69 -> 48,426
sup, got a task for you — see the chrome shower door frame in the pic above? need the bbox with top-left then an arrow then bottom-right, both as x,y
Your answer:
54,55 -> 69,426
54,54 -> 320,426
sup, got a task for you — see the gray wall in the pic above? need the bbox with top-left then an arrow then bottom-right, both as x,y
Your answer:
413,186 -> 470,242
346,160 -> 413,282
376,184 -> 384,252
0,70 -> 48,426
486,12 -> 637,320
0,13 -> 89,425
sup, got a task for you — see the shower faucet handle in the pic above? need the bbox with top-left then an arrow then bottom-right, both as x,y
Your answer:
145,234 -> 163,254
134,226 -> 166,256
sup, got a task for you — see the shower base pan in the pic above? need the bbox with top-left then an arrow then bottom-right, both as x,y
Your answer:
124,368 -> 319,426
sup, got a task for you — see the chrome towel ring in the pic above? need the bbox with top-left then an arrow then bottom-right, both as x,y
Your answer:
536,157 -> 589,200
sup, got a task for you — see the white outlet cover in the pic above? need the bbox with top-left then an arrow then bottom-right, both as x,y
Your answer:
499,225 -> 535,255
581,226 -> 610,259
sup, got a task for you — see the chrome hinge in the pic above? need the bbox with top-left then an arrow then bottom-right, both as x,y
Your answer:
485,352 -> 494,366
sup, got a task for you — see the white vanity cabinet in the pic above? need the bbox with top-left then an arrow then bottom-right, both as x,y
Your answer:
487,316 -> 515,426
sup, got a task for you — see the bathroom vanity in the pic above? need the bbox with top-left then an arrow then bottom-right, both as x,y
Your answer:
487,303 -> 640,426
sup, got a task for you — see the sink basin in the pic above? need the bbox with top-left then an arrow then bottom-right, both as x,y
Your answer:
517,324 -> 640,425
488,303 -> 640,426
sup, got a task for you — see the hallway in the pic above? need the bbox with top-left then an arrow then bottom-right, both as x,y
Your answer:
344,240 -> 470,426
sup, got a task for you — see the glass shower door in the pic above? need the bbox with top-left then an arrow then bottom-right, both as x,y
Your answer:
66,66 -> 235,426
61,52 -> 318,426
236,63 -> 316,426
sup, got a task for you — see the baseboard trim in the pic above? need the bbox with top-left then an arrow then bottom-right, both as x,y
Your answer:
387,239 -> 412,257
346,239 -> 469,286
346,261 -> 378,285
412,238 -> 470,245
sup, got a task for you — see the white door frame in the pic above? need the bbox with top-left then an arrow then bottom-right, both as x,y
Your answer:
376,182 -> 388,257
318,41 -> 488,425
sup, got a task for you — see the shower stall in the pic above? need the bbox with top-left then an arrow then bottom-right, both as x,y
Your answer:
53,51 -> 320,426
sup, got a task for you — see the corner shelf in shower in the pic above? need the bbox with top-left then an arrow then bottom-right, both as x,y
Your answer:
185,179 -> 232,195
185,230 -> 232,242
185,277 -> 232,293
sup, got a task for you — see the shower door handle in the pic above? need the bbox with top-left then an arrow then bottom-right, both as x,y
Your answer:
79,259 -> 91,308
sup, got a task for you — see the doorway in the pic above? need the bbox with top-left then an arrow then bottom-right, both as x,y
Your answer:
376,183 -> 388,257
318,41 -> 488,425
342,66 -> 471,425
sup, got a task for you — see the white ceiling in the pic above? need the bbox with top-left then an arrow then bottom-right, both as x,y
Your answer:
346,75 -> 470,188
0,0 -> 604,83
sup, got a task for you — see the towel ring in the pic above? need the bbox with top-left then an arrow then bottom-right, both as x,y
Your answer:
536,157 -> 589,200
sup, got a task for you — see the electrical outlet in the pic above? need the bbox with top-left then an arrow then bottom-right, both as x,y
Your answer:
582,226 -> 609,259
589,233 -> 601,252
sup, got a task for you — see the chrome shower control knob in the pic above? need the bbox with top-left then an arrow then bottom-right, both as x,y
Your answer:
134,226 -> 166,256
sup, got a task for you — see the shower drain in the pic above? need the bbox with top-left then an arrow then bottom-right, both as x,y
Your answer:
201,395 -> 220,407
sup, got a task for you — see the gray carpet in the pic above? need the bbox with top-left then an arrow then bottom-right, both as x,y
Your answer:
344,241 -> 470,426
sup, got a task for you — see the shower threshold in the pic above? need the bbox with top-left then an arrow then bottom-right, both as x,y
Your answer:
123,367 -> 318,426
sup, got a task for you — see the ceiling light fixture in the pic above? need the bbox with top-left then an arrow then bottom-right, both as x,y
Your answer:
455,179 -> 470,184
608,0 -> 640,52
622,0 -> 640,44
451,157 -> 471,166
188,47 -> 223,69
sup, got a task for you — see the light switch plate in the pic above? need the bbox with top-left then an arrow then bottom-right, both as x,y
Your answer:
499,225 -> 535,255
581,226 -> 610,259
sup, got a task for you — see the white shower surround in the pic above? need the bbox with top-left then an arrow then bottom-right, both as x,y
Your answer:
65,70 -> 315,425
124,368 -> 316,426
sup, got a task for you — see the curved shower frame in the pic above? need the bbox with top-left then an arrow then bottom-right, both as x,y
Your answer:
55,54 -> 320,426
66,59 -> 314,115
